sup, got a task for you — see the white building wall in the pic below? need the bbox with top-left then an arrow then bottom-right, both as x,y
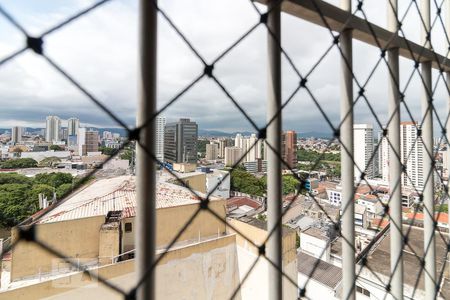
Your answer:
45,116 -> 61,142
206,171 -> 230,199
400,122 -> 424,190
353,124 -> 374,180
77,128 -> 86,156
236,245 -> 297,300
299,234 -> 330,262
378,132 -> 390,182
298,273 -> 340,300
156,116 -> 166,162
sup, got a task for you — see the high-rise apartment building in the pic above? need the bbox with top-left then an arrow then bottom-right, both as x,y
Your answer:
77,127 -> 86,155
232,133 -> 262,163
103,131 -> 113,140
67,118 -> 80,136
234,134 -> 243,149
11,126 -> 23,144
45,116 -> 61,142
156,116 -> 166,162
401,122 -> 424,189
378,122 -> 424,189
282,130 -> 298,169
77,128 -> 99,155
206,143 -> 219,160
353,124 -> 374,180
378,131 -> 389,182
164,118 -> 198,164
225,146 -> 243,167
218,138 -> 233,158
86,130 -> 99,153
247,134 -> 258,162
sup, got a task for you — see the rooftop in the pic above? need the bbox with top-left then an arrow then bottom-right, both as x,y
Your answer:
301,227 -> 329,241
298,252 -> 342,289
365,226 -> 448,292
35,175 -> 218,224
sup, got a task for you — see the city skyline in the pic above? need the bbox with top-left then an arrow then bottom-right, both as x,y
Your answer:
1,1 -> 450,134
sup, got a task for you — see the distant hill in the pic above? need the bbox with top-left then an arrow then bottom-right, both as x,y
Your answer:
0,126 -> 330,139
198,129 -> 254,137
0,127 -> 129,137
199,129 -> 332,139
297,131 -> 332,139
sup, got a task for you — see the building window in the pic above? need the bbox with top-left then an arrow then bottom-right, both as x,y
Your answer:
125,222 -> 132,233
356,285 -> 370,297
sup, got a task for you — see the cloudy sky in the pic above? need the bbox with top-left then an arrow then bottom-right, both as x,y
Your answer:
0,0 -> 449,136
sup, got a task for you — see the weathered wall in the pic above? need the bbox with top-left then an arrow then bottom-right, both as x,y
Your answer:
10,199 -> 227,283
98,222 -> 120,265
10,216 -> 105,281
0,235 -> 240,300
120,217 -> 135,253
227,218 -> 298,300
0,256 -> 134,300
156,199 -> 227,247
155,235 -> 240,299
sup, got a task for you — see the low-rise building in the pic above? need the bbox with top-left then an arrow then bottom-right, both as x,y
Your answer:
297,252 -> 342,300
356,195 -> 383,217
326,186 -> 342,207
354,203 -> 368,228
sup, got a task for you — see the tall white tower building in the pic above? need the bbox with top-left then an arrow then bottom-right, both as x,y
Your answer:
156,116 -> 166,162
378,122 -> 424,190
235,134 -> 243,149
378,131 -> 390,182
400,122 -> 424,189
247,134 -> 258,162
45,116 -> 61,142
353,124 -> 374,180
67,118 -> 80,136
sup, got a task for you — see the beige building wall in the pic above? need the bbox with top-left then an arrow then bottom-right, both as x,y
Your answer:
9,199 -> 227,283
98,222 -> 121,265
181,173 -> 206,194
172,163 -> 196,173
10,216 -> 106,282
0,235 -> 240,300
155,235 -> 240,299
121,217 -> 135,253
156,199 -> 226,247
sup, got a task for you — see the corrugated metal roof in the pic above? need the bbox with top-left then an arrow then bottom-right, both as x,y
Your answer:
297,252 -> 342,289
37,175 -> 215,224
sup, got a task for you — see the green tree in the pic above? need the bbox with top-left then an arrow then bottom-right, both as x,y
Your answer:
0,173 -> 32,185
34,173 -> 73,188
437,204 -> 448,213
230,169 -> 266,196
0,158 -> 38,169
49,145 -> 64,151
38,157 -> 62,167
120,149 -> 133,162
27,184 -> 54,204
197,140 -> 209,157
282,175 -> 300,195
99,146 -> 118,156
56,183 -> 73,199
0,184 -> 36,227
